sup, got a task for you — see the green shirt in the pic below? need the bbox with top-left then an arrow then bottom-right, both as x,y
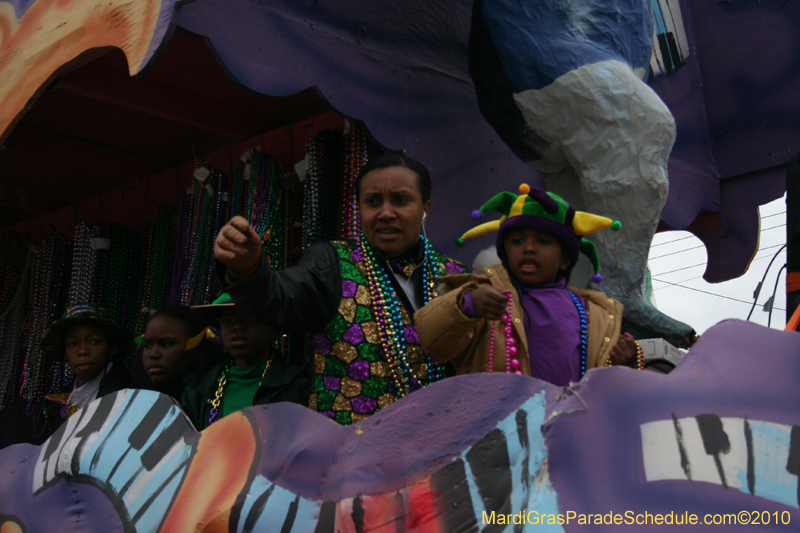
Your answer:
220,362 -> 267,418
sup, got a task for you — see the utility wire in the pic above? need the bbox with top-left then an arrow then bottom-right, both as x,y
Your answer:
652,242 -> 787,278
651,241 -> 786,267
651,277 -> 785,310
651,246 -> 787,291
650,225 -> 785,259
649,243 -> 706,261
650,211 -> 785,248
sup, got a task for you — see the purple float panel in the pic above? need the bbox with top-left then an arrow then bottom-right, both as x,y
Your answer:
547,319 -> 800,530
650,0 -> 800,280
173,0 -> 541,265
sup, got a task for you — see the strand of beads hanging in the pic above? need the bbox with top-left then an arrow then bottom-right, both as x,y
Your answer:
0,229 -> 30,318
0,230 -> 34,410
359,234 -> 444,397
182,161 -> 225,305
316,131 -> 345,242
488,293 -> 523,374
341,121 -> 367,239
567,290 -> 589,377
634,340 -> 644,370
302,138 -> 320,252
169,192 -> 192,303
208,357 -> 272,425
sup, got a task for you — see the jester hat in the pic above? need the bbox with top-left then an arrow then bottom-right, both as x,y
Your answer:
456,184 -> 621,282
40,303 -> 134,360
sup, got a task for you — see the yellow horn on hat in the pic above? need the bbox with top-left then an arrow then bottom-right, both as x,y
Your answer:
459,217 -> 506,240
572,212 -> 621,235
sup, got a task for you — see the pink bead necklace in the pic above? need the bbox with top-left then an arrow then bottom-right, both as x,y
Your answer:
488,293 -> 523,374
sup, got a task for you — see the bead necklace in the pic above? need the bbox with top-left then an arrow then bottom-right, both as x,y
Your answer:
169,192 -> 192,303
302,138 -> 320,252
303,131 -> 345,250
604,339 -> 645,370
16,232 -> 71,418
181,164 -> 213,304
488,290 -> 588,377
0,231 -> 33,410
0,230 -> 29,318
341,122 -> 366,239
359,234 -> 444,397
208,357 -> 272,425
317,131 -> 344,242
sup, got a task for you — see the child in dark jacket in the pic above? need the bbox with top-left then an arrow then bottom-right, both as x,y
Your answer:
39,303 -> 134,437
416,184 -> 641,386
181,293 -> 308,430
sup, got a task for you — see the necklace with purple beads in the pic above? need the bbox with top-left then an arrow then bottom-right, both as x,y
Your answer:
359,234 -> 444,397
489,290 -> 588,377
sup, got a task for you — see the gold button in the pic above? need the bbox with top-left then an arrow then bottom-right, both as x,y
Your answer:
487,268 -> 493,273
604,337 -> 610,342
608,299 -> 613,303
514,318 -> 521,324
609,314 -> 614,319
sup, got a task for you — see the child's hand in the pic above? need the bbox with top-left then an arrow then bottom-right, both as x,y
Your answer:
608,332 -> 637,367
469,286 -> 510,321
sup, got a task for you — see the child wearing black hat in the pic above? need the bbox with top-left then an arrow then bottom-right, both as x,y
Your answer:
416,184 -> 641,386
39,303 -> 133,436
181,293 -> 308,430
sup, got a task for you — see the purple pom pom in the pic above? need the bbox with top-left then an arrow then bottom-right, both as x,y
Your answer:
471,210 -> 482,221
591,273 -> 603,283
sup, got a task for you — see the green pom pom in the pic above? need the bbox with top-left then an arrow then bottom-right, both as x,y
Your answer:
611,220 -> 622,231
455,238 -> 465,247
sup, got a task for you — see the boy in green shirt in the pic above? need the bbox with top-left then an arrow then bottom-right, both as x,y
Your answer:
181,293 -> 308,430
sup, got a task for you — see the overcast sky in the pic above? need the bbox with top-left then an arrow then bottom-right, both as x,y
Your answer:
648,194 -> 788,336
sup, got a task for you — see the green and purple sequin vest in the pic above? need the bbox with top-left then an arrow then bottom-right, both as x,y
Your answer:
309,240 -> 465,425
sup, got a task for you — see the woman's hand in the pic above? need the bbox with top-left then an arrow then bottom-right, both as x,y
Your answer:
608,332 -> 637,367
214,216 -> 263,280
469,286 -> 510,321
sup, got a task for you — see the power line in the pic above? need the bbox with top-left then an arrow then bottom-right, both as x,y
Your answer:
649,243 -> 706,260
651,243 -> 787,284
651,261 -> 706,277
650,211 -> 785,248
762,210 -> 786,220
650,240 -> 787,264
650,234 -> 698,248
651,276 -> 786,311
650,226 -> 784,261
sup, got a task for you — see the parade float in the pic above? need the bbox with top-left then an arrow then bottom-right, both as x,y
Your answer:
1,0 -> 798,530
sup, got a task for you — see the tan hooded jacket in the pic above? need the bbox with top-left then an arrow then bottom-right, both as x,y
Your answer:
415,264 -> 623,376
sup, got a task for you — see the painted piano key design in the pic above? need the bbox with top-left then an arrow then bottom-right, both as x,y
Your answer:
233,391 -> 561,533
32,389 -> 198,533
649,0 -> 688,77
3,386 -> 562,532
641,415 -> 800,509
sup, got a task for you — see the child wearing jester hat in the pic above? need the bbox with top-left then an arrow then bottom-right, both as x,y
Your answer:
415,185 -> 642,385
